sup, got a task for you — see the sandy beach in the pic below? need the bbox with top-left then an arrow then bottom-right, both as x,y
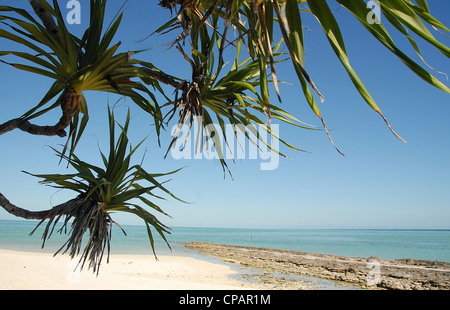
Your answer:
1,242 -> 449,290
0,246 -> 357,290
0,248 -> 261,290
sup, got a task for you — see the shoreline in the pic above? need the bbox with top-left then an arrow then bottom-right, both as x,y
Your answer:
185,241 -> 450,290
0,246 -> 348,290
1,241 -> 449,290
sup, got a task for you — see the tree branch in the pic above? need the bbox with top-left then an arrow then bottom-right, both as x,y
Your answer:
140,67 -> 183,88
0,86 -> 79,137
0,2 -> 78,138
0,118 -> 66,137
0,2 -> 70,220
0,192 -> 51,220
28,0 -> 60,42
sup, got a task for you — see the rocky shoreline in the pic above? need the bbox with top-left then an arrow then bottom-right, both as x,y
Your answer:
184,241 -> 450,290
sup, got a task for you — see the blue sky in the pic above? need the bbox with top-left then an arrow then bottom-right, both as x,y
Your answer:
0,1 -> 449,229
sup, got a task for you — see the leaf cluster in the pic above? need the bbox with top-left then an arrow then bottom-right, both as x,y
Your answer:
26,108 -> 183,272
158,0 -> 449,155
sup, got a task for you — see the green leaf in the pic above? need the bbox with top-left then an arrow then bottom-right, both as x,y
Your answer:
379,0 -> 450,57
307,0 -> 405,144
285,0 -> 305,65
337,0 -> 450,95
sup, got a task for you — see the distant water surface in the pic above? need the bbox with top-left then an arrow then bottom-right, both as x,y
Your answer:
0,220 -> 449,262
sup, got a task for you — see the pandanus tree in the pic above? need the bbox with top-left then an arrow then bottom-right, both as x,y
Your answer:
26,108 -> 183,274
0,0 -> 448,273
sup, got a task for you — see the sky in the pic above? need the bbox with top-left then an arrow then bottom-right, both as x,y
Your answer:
0,0 -> 449,229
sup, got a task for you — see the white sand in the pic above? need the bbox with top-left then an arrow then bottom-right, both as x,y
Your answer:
0,249 -> 259,290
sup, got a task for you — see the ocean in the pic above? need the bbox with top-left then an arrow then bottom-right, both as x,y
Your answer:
0,219 -> 449,263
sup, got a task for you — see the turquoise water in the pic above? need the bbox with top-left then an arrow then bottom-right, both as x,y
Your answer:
1,220 -> 449,262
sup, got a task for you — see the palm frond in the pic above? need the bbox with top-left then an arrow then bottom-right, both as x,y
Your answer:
0,1 -> 167,157
159,0 -> 449,154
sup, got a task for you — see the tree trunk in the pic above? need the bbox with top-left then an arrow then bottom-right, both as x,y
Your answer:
28,0 -> 60,42
0,2 -> 76,220
0,192 -> 51,220
0,86 -> 79,137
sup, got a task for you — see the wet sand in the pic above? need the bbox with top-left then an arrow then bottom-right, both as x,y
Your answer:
185,241 -> 450,290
